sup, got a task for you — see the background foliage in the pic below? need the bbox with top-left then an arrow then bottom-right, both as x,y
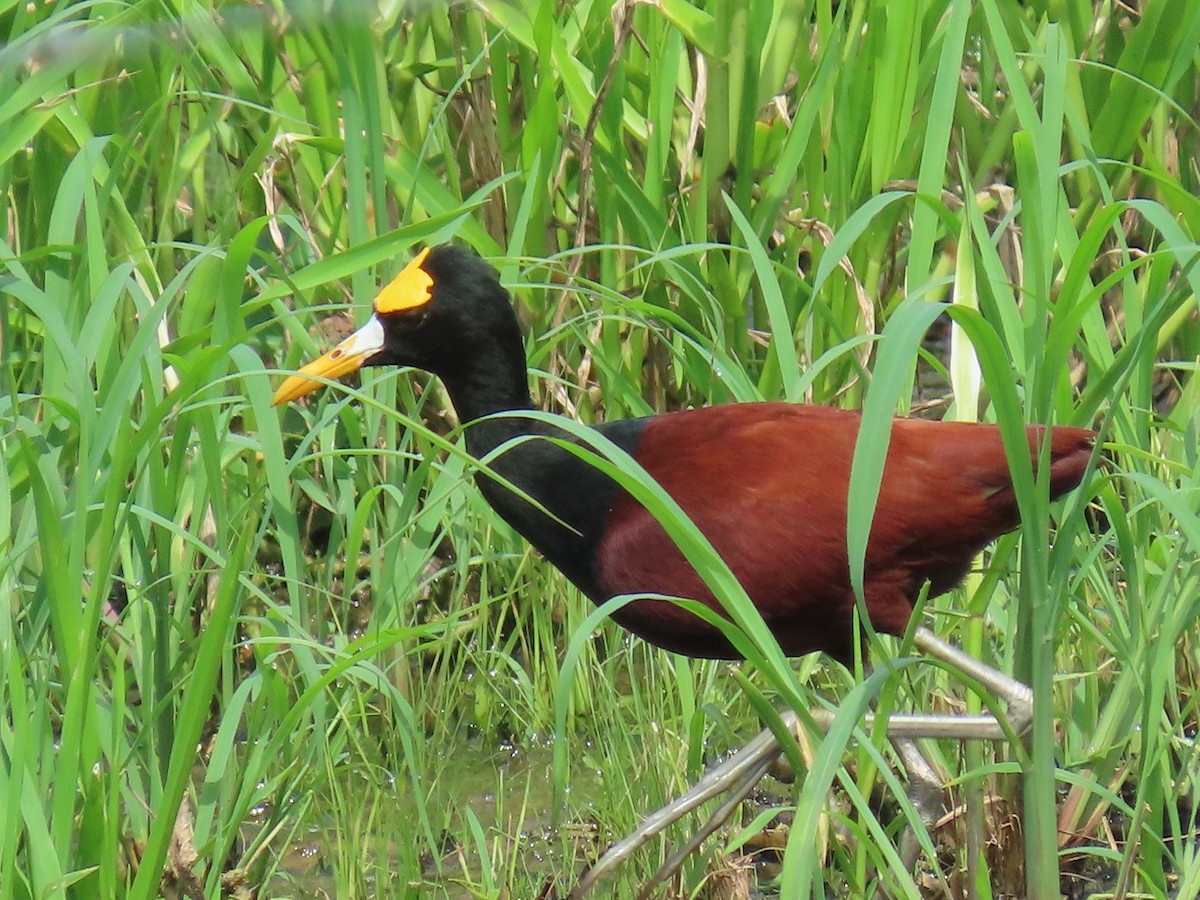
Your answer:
2,0 -> 1199,897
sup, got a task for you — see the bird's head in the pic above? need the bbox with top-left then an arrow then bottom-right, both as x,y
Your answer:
272,244 -> 519,406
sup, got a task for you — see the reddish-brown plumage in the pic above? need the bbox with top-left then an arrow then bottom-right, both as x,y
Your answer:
595,405 -> 1094,660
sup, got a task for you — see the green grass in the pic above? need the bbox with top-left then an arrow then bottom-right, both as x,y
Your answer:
2,1 -> 1199,897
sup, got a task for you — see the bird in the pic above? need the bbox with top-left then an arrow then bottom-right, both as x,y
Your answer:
273,243 -> 1095,671
273,243 -> 1096,895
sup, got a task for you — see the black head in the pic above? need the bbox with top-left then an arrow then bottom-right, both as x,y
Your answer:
272,244 -> 527,409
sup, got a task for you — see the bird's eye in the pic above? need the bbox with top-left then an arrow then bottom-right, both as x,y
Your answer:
387,307 -> 429,327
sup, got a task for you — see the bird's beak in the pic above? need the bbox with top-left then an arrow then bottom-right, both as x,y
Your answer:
273,248 -> 433,406
271,315 -> 386,406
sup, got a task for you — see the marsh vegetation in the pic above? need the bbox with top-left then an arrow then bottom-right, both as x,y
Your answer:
3,1 -> 1199,897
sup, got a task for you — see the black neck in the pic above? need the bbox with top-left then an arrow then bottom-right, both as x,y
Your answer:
443,368 -> 532,422
434,332 -> 638,603
437,340 -> 541,461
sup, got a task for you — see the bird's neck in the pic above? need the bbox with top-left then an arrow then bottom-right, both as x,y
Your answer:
436,341 -> 629,602
443,359 -> 614,601
438,354 -> 542,460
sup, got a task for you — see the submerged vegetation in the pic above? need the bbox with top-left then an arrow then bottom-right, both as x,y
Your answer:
2,0 -> 1199,897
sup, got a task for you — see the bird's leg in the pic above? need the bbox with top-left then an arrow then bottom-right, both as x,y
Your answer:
573,718 -> 952,899
905,626 -> 1033,739
567,711 -> 797,900
569,627 -> 1033,897
876,738 -> 953,900
636,750 -> 777,900
806,627 -> 1034,740
639,739 -> 948,900
911,626 -> 1034,732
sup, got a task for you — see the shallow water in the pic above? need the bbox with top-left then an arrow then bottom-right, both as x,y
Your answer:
261,737 -> 600,897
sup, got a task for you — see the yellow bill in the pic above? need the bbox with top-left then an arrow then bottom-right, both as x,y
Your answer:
272,315 -> 386,405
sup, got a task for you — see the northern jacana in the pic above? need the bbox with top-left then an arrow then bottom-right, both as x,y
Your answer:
273,243 -> 1095,893
274,244 -> 1093,669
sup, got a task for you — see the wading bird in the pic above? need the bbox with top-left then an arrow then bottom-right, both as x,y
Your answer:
272,244 -> 1094,893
